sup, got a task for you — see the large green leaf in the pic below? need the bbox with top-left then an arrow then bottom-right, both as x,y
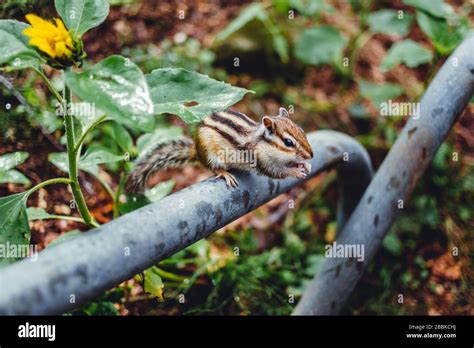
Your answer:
415,10 -> 466,55
381,39 -> 433,71
55,0 -> 109,36
214,3 -> 289,63
403,0 -> 455,19
367,10 -> 414,36
358,80 -> 404,106
0,192 -> 30,265
65,55 -> 154,131
294,26 -> 348,66
0,20 -> 43,69
147,68 -> 252,124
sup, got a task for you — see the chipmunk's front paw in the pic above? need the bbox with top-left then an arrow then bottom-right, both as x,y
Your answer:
286,161 -> 311,179
299,162 -> 311,175
215,169 -> 238,188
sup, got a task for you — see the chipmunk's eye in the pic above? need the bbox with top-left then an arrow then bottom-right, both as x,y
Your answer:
283,138 -> 295,147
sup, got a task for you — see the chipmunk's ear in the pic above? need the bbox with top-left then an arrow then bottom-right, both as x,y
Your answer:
279,107 -> 290,118
262,116 -> 274,132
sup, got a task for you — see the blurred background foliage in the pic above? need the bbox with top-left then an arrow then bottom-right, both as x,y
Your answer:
0,0 -> 473,315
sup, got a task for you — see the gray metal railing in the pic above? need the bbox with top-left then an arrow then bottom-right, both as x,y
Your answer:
0,35 -> 472,315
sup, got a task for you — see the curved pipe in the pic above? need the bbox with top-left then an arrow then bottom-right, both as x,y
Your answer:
293,35 -> 474,315
0,130 -> 372,315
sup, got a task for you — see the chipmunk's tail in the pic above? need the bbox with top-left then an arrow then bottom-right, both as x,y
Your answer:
124,137 -> 196,194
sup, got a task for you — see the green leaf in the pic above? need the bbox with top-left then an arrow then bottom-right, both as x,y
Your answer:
119,194 -> 150,215
145,180 -> 175,202
415,10 -> 466,55
48,152 -> 69,173
147,68 -> 252,124
65,55 -> 154,131
136,126 -> 183,158
381,39 -> 433,71
367,10 -> 414,36
26,207 -> 53,221
0,170 -> 31,186
47,230 -> 82,248
214,3 -> 289,62
0,192 -> 30,265
143,266 -> 165,301
79,147 -> 124,173
0,152 -> 30,186
294,26 -> 348,66
120,180 -> 175,215
0,152 -> 28,171
104,122 -> 134,154
55,0 -> 110,36
289,0 -> 335,16
382,232 -> 402,256
48,148 -> 124,175
0,20 -> 43,69
403,0 -> 455,19
358,80 -> 404,106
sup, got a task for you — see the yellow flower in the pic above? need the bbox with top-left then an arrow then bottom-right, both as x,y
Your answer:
23,14 -> 74,59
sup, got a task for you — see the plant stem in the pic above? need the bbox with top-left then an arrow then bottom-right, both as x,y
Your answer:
113,173 -> 127,219
94,172 -> 116,202
35,215 -> 86,224
63,70 -> 98,228
73,115 -> 107,153
34,68 -> 63,103
28,177 -> 72,195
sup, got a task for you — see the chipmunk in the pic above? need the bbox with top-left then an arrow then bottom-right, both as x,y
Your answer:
124,107 -> 313,193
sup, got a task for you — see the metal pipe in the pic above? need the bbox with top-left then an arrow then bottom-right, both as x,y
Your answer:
0,130 -> 372,315
293,35 -> 474,315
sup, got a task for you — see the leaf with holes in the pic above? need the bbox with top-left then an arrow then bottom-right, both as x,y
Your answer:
55,0 -> 109,36
147,68 -> 252,124
0,192 -> 30,265
381,39 -> 433,71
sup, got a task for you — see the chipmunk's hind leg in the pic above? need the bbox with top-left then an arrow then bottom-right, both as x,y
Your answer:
214,169 -> 238,188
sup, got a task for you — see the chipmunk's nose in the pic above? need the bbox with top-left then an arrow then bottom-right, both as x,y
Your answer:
302,149 -> 313,160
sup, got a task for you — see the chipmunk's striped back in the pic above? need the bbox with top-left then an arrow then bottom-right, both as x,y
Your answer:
194,109 -> 260,167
